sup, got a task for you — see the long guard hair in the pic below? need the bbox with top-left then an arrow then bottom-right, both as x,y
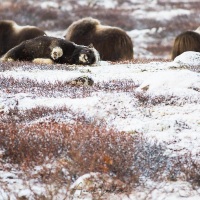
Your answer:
171,30 -> 200,60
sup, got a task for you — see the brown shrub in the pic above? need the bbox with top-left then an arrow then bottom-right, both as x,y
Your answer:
0,93 -> 200,195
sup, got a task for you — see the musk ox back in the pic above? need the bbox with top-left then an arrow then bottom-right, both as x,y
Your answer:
65,17 -> 134,61
171,30 -> 200,60
0,20 -> 46,56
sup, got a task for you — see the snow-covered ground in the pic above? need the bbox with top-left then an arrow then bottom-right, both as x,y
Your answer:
1,0 -> 200,199
0,51 -> 200,199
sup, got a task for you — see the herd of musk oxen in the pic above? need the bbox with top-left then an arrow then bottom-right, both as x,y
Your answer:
0,18 -> 200,65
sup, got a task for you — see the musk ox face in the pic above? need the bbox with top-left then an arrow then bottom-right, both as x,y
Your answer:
78,48 -> 95,64
0,36 -> 100,66
51,47 -> 63,60
65,17 -> 133,62
72,44 -> 100,65
0,20 -> 45,56
171,31 -> 200,60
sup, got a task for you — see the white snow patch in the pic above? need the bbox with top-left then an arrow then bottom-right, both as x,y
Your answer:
173,51 -> 200,66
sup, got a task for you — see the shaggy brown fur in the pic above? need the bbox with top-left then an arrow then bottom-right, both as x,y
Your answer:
65,17 -> 134,61
0,20 -> 45,56
171,31 -> 200,60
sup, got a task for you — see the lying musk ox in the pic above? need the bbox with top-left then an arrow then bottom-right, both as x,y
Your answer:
171,30 -> 200,60
0,20 -> 45,56
0,36 -> 100,65
65,17 -> 134,61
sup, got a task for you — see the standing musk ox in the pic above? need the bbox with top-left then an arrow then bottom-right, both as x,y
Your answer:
0,36 -> 100,65
0,20 -> 45,56
171,30 -> 200,60
65,17 -> 134,61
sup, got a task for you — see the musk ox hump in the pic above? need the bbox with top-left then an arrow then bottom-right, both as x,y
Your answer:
65,17 -> 100,41
0,20 -> 45,56
171,31 -> 200,60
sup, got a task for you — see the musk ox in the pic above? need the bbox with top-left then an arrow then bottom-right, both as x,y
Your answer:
171,30 -> 200,60
0,20 -> 46,56
0,36 -> 100,65
65,17 -> 134,61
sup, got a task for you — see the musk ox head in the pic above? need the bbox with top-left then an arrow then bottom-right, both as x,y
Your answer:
65,17 -> 133,62
71,43 -> 100,65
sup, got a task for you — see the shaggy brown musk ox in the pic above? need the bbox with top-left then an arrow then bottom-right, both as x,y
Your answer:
171,30 -> 200,60
65,17 -> 134,61
0,20 -> 45,56
0,36 -> 100,65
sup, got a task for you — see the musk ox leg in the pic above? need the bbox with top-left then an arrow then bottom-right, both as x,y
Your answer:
0,56 -> 14,62
0,42 -> 26,62
32,58 -> 54,64
0,51 -> 15,62
50,46 -> 63,60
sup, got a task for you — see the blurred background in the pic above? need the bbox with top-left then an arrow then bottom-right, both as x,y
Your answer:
1,0 -> 200,59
